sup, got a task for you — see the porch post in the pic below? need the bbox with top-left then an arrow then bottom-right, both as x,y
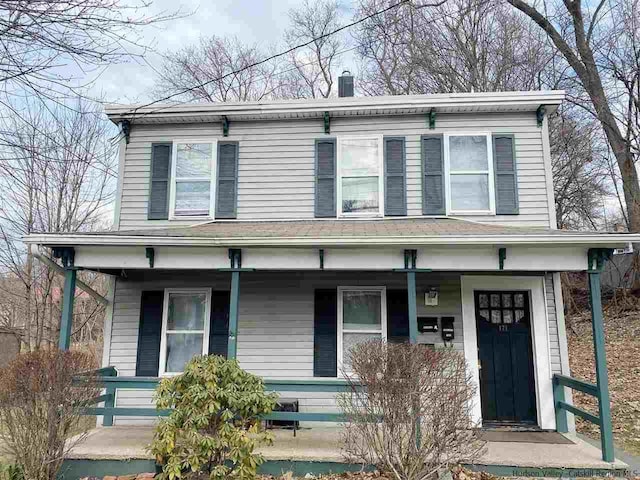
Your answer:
407,271 -> 418,344
53,248 -> 76,350
588,270 -> 614,462
228,270 -> 240,360
227,248 -> 242,360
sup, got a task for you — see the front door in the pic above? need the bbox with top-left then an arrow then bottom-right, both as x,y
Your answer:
475,291 -> 537,425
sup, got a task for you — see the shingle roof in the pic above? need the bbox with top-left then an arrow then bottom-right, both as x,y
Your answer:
105,218 -> 568,239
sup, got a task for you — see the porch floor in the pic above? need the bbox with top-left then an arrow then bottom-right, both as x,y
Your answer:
68,426 -> 628,471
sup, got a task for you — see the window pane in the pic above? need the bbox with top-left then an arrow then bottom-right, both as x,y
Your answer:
450,174 -> 489,211
166,333 -> 203,373
175,181 -> 210,215
449,135 -> 488,171
342,177 -> 379,213
343,291 -> 382,330
343,332 -> 381,370
176,143 -> 212,177
168,293 -> 206,330
340,138 -> 380,176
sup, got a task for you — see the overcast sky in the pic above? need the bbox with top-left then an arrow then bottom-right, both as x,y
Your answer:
89,0 -> 312,104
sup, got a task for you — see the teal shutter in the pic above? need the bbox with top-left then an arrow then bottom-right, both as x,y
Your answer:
384,137 -> 407,216
422,135 -> 445,215
493,134 -> 519,215
209,290 -> 230,357
216,142 -> 239,218
135,291 -> 164,376
387,289 -> 409,343
314,289 -> 337,377
148,143 -> 172,220
315,139 -> 336,218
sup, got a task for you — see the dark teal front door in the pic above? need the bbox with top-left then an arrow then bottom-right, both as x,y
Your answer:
475,291 -> 537,425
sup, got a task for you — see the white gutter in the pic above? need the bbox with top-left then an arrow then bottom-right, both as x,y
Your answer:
23,232 -> 640,248
105,90 -> 565,122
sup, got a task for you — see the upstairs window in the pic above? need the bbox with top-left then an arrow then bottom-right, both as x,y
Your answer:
337,136 -> 384,216
445,134 -> 495,215
169,141 -> 216,218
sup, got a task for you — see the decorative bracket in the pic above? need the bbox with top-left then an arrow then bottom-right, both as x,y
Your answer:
145,247 -> 155,269
323,111 -> 330,134
52,247 -> 75,269
222,116 -> 230,137
428,109 -> 436,130
587,248 -> 613,272
319,249 -> 325,270
404,249 -> 417,270
120,120 -> 131,144
536,105 -> 546,127
498,248 -> 507,270
229,248 -> 242,269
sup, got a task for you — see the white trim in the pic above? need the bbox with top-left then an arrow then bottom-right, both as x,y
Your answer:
336,135 -> 385,218
104,91 -> 566,124
444,133 -> 495,216
460,275 -> 555,430
337,286 -> 387,375
112,135 -> 127,230
158,288 -> 212,376
168,140 -> 217,220
541,116 -> 557,229
98,276 -> 116,428
24,232 -> 640,248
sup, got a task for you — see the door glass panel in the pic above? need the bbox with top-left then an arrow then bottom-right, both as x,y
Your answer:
502,294 -> 512,308
514,293 -> 525,308
491,310 -> 502,324
515,310 -> 525,323
343,291 -> 382,330
479,309 -> 490,321
343,333 -> 381,370
478,294 -> 489,308
490,294 -> 501,308
503,310 -> 513,324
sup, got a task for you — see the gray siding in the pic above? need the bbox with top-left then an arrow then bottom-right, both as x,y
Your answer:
545,273 -> 562,374
117,113 -> 550,229
105,271 -> 463,425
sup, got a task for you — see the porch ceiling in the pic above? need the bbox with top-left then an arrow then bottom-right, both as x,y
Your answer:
23,217 -> 640,248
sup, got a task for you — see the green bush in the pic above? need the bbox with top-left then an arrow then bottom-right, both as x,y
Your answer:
151,355 -> 278,480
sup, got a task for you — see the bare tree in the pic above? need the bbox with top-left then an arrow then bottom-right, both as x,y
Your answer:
0,97 -> 114,349
506,0 -> 640,232
154,36 -> 284,102
283,0 -> 345,98
0,0 -> 179,106
354,0 -> 553,95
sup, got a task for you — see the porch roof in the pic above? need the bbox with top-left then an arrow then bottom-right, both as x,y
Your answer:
24,217 -> 640,248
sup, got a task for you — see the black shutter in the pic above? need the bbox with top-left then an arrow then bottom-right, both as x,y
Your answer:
493,134 -> 519,215
313,289 -> 337,377
135,291 -> 164,376
315,139 -> 336,218
387,289 -> 409,343
148,143 -> 172,220
216,142 -> 239,218
422,135 -> 445,215
209,290 -> 230,357
384,137 -> 407,216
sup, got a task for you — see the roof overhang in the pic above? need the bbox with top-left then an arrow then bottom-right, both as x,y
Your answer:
104,90 -> 565,125
23,231 -> 637,248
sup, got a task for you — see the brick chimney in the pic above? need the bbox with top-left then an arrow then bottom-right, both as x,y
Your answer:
338,70 -> 354,97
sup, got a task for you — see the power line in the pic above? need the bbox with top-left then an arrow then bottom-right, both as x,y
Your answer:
126,0 -> 430,118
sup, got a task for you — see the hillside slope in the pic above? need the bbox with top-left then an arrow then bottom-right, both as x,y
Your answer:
567,308 -> 640,455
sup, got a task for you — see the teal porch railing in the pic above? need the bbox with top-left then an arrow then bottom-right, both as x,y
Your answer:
553,373 -> 613,462
75,367 -> 352,426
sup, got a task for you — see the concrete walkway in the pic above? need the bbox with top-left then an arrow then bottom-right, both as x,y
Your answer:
68,426 -> 628,471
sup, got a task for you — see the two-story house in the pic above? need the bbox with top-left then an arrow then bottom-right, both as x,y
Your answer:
25,79 -> 637,467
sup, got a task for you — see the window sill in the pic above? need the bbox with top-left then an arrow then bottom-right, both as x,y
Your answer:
448,211 -> 495,216
169,216 -> 214,221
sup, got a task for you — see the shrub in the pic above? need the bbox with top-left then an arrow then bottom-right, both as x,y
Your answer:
151,355 -> 278,480
0,349 -> 98,480
338,341 -> 485,480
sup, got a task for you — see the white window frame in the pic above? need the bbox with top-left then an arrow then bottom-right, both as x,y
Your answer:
444,132 -> 495,215
336,135 -> 385,218
168,140 -> 217,220
158,288 -> 212,376
337,286 -> 387,374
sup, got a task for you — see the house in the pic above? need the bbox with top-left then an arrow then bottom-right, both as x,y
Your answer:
24,77 -> 639,473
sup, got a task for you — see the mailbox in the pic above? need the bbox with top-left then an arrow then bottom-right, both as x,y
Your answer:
441,317 -> 455,342
418,316 -> 438,333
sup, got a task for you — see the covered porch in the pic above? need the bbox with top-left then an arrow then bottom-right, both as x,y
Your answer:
24,218 -> 640,467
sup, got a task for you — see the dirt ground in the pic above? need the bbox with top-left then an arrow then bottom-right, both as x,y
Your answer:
567,308 -> 640,456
